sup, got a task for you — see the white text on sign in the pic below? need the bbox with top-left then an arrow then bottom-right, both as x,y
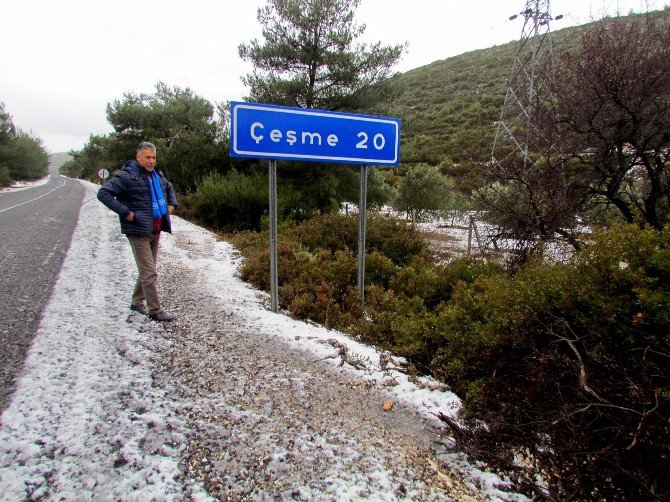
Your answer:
250,122 -> 387,151
250,122 -> 339,147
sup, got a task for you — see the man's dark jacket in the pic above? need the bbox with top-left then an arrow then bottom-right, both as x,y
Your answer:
97,160 -> 178,236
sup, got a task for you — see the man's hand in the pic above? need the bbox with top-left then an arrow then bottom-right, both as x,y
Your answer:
168,205 -> 174,214
125,211 -> 135,222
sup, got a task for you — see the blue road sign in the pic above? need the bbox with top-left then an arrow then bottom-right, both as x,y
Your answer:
230,101 -> 401,166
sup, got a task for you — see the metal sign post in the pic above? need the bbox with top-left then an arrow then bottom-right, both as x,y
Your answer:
357,165 -> 368,306
269,160 -> 279,313
230,102 -> 400,314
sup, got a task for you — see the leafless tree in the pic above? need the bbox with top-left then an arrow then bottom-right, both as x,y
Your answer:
481,12 -> 670,259
478,153 -> 590,257
543,12 -> 670,229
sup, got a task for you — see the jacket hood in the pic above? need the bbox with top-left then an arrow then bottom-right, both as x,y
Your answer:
122,159 -> 140,173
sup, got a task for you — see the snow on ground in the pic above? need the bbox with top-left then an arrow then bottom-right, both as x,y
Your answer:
0,182 -> 191,499
346,205 -> 505,260
0,180 -> 523,500
0,176 -> 51,193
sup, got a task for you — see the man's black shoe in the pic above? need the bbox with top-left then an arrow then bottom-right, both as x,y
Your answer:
130,303 -> 148,315
149,311 -> 175,322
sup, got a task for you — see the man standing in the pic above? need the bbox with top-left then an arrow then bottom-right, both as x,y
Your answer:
97,142 -> 178,321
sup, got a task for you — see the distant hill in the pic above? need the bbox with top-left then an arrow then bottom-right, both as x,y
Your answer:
381,8 -> 670,169
48,152 -> 72,174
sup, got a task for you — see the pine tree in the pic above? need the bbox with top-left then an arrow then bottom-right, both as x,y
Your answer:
239,0 -> 406,112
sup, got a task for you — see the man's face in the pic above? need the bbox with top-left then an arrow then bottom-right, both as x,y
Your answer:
136,148 -> 157,171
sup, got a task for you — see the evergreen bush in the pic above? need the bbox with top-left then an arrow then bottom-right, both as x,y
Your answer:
433,225 -> 670,500
188,171 -> 267,231
0,165 -> 10,186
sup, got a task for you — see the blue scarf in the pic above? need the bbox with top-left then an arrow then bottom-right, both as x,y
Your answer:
148,171 -> 168,219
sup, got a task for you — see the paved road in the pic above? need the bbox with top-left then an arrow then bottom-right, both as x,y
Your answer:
0,176 -> 85,411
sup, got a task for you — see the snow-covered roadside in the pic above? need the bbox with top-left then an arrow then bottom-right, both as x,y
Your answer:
164,216 -> 523,501
0,184 -> 189,499
1,180 -> 523,500
0,176 -> 51,193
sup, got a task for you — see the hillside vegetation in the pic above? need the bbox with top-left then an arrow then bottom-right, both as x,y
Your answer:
384,8 -> 670,169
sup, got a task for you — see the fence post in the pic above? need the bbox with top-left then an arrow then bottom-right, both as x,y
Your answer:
467,215 -> 473,256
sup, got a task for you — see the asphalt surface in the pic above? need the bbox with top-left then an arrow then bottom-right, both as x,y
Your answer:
0,176 -> 85,411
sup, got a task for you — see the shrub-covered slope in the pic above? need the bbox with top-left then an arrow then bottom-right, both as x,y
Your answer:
382,9 -> 670,167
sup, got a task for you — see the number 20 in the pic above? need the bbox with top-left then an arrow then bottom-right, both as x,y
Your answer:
356,132 -> 386,150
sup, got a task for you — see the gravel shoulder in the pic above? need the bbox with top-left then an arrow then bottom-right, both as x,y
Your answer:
155,223 -> 484,500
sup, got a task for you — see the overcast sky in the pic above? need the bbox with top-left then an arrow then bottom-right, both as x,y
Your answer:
1,0 -> 661,153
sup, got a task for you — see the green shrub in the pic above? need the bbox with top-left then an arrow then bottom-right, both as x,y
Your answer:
189,170 -> 304,232
364,251 -> 397,289
366,214 -> 430,266
433,226 -> 670,500
360,293 -> 436,364
293,213 -> 359,253
188,171 -> 267,231
232,213 -> 430,331
0,164 -> 10,186
388,265 -> 440,305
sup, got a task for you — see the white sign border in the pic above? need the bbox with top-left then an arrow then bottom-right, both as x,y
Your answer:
231,103 -> 400,165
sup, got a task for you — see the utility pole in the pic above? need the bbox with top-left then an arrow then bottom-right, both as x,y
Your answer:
491,0 -> 562,167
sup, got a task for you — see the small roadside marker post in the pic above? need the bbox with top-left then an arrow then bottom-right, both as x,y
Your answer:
230,102 -> 400,313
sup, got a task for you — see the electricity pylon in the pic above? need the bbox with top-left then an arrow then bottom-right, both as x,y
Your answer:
491,0 -> 562,167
